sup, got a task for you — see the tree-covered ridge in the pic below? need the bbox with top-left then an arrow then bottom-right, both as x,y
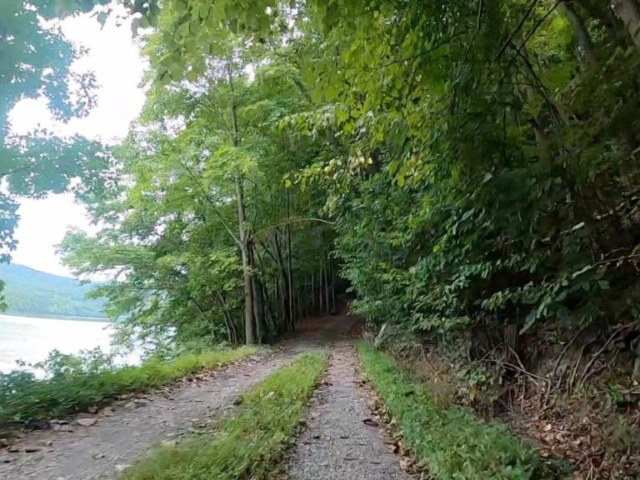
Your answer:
0,264 -> 106,319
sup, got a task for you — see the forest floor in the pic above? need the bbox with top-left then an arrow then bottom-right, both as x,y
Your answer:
0,314 -> 410,480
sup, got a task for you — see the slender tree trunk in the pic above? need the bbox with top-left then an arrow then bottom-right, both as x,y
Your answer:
311,271 -> 315,313
319,265 -> 324,313
274,232 -> 290,330
286,190 -> 294,328
237,211 -> 255,344
324,257 -> 329,314
228,58 -> 255,345
213,292 -> 238,344
331,259 -> 336,314
612,0 -> 640,49
273,276 -> 281,333
252,276 -> 263,344
562,1 -> 597,67
249,244 -> 263,344
260,279 -> 277,335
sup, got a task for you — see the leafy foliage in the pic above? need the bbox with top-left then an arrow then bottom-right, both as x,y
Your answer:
60,17 -> 339,347
122,351 -> 327,480
63,0 -> 640,366
0,0 -> 115,302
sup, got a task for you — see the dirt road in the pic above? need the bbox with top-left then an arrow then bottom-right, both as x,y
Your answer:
0,315 -> 409,480
0,352 -> 298,480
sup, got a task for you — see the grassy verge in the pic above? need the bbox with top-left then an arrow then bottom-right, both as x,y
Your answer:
357,343 -> 550,480
122,351 -> 328,480
0,347 -> 258,429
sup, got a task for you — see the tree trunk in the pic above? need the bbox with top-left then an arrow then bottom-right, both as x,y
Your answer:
286,190 -> 294,328
249,244 -> 263,344
331,259 -> 336,314
562,1 -> 597,67
273,232 -> 291,330
324,257 -> 329,314
252,276 -> 263,344
239,241 -> 255,343
211,292 -> 238,344
260,279 -> 277,335
228,57 -> 255,345
319,265 -> 324,313
311,271 -> 315,312
612,0 -> 640,49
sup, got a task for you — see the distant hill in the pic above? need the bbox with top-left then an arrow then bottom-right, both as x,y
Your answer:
0,264 -> 106,320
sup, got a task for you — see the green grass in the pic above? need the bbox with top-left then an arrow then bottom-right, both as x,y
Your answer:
357,343 -> 550,480
122,351 -> 328,480
0,347 -> 258,429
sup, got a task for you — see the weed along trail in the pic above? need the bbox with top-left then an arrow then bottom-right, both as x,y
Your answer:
0,351 -> 299,480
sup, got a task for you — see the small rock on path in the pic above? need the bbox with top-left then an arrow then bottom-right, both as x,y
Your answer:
288,342 -> 410,480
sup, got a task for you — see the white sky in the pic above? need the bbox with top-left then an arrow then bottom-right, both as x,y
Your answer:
9,12 -> 145,277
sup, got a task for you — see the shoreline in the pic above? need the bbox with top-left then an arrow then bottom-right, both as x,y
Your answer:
0,312 -> 109,323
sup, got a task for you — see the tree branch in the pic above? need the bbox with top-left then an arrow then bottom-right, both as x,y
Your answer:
517,0 -> 562,52
494,0 -> 540,60
251,217 -> 334,241
176,159 -> 242,248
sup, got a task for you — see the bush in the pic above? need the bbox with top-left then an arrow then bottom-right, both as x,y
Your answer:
0,347 -> 257,429
357,343 -> 551,480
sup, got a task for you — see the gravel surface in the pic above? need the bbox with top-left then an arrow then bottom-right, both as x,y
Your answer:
0,351 -> 300,480
0,313 -> 400,480
288,341 -> 410,480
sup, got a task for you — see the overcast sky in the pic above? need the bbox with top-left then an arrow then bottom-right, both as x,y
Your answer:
8,12 -> 145,277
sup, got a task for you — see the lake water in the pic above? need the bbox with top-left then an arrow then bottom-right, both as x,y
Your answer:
0,314 -> 114,374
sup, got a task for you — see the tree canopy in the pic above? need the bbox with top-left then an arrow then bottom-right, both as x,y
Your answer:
51,0 -> 640,376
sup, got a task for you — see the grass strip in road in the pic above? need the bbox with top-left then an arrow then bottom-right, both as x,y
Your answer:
0,347 -> 258,429
357,343 -> 551,480
122,351 -> 328,480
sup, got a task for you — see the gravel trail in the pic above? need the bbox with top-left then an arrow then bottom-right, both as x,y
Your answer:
0,313 -> 400,480
288,341 -> 410,480
0,351 -> 300,480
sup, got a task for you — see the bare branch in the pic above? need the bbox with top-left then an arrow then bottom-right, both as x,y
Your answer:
251,217 -> 334,240
494,0 -> 540,60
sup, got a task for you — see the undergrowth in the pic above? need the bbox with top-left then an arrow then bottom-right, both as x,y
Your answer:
0,347 -> 257,429
357,343 -> 555,480
122,351 -> 328,480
